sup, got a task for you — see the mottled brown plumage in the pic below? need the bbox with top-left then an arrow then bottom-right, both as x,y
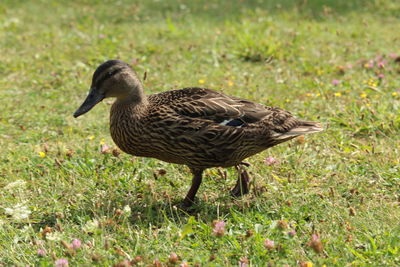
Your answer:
74,60 -> 323,207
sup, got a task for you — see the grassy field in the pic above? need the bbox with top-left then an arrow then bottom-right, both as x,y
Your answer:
1,0 -> 400,266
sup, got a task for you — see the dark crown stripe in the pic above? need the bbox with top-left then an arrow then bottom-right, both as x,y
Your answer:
94,68 -> 124,89
92,60 -> 130,88
92,60 -> 127,79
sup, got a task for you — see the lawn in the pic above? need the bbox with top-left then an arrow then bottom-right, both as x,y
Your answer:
0,0 -> 400,266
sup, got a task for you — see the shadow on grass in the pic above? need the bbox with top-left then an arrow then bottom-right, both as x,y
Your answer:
59,192 -> 261,228
126,195 -> 260,226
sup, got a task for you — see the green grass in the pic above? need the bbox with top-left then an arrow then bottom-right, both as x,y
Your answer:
1,0 -> 400,265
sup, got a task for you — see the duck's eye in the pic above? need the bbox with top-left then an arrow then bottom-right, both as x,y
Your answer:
95,68 -> 124,88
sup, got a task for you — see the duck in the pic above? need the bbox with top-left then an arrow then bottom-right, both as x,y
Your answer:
74,60 -> 323,207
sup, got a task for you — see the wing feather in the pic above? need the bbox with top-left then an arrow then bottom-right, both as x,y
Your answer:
149,87 -> 276,126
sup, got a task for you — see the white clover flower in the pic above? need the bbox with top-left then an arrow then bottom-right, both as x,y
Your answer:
4,203 -> 31,221
45,232 -> 63,241
83,219 -> 99,233
4,180 -> 27,191
20,225 -> 33,233
122,205 -> 131,216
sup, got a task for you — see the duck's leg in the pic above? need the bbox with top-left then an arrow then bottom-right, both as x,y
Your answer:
183,168 -> 204,207
230,164 -> 250,197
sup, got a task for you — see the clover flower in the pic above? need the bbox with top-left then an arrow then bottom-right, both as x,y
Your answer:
55,259 -> 69,267
239,257 -> 249,267
71,239 -> 82,249
264,156 -> 279,165
37,248 -> 46,257
122,205 -> 131,216
264,238 -> 275,250
212,220 -> 226,237
83,219 -> 99,233
331,79 -> 340,86
4,180 -> 26,191
4,203 -> 31,221
169,252 -> 179,264
288,230 -> 297,237
100,144 -> 110,154
45,232 -> 63,241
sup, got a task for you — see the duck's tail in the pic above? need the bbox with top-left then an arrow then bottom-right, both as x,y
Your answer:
273,121 -> 323,140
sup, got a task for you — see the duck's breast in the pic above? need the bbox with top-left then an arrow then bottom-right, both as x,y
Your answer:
109,106 -> 141,155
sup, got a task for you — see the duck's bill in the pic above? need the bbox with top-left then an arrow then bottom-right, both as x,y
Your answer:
73,88 -> 105,118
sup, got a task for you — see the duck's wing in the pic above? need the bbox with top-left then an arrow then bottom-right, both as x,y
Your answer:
149,87 -> 323,140
145,87 -> 322,167
150,87 -> 281,127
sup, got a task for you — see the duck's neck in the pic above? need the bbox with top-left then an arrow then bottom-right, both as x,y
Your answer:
116,84 -> 148,107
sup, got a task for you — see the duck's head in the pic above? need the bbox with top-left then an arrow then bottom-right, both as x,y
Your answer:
73,60 -> 143,118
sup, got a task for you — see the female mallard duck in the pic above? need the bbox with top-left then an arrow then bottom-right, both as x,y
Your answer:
74,60 -> 322,207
